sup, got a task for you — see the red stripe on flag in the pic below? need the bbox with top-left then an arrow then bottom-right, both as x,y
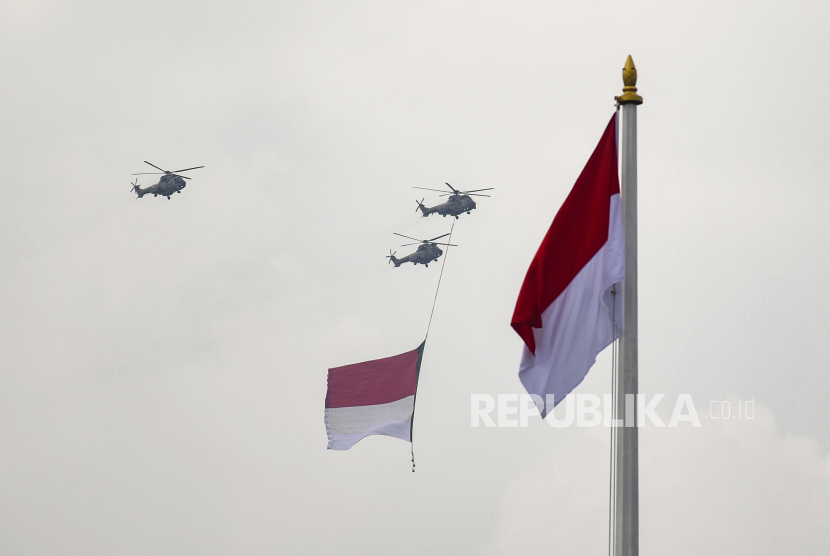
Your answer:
511,114 -> 620,354
325,348 -> 420,408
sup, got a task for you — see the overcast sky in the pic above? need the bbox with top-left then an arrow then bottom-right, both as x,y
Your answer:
2,1 -> 829,554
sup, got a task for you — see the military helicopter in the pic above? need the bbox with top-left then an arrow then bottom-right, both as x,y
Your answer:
130,161 -> 204,199
413,182 -> 494,219
387,232 -> 456,268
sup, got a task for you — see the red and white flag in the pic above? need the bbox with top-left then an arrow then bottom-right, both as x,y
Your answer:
325,342 -> 425,450
511,114 -> 623,417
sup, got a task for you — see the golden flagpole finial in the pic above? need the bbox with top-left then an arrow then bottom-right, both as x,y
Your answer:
615,55 -> 643,105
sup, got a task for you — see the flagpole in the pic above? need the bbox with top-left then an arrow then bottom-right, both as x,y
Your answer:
613,55 -> 642,556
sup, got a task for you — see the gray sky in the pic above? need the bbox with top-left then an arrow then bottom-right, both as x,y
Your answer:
2,1 -> 829,554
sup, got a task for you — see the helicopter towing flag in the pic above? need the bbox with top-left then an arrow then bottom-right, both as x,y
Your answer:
511,114 -> 623,418
325,342 -> 425,450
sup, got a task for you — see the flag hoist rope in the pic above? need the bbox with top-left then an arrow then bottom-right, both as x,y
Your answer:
425,220 -> 455,341
608,100 -> 622,556
413,220 -> 455,472
609,286 -> 618,556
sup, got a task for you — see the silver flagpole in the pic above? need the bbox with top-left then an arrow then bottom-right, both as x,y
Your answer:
613,55 -> 642,556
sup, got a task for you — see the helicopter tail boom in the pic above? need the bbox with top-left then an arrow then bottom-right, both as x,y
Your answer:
415,199 -> 431,217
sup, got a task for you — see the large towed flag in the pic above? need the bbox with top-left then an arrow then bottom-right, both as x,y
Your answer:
511,114 -> 623,417
325,342 -> 425,450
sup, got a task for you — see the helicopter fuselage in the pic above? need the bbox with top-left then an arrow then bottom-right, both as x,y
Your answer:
417,194 -> 476,218
389,243 -> 444,267
133,174 -> 187,199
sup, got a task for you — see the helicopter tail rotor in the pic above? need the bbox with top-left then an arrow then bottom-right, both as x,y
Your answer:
415,198 -> 429,217
130,179 -> 143,198
386,250 -> 400,267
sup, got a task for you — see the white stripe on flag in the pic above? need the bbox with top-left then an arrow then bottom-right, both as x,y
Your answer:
519,194 -> 623,415
325,395 -> 415,450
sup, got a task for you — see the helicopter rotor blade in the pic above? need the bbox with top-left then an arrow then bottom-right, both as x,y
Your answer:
400,242 -> 420,247
170,174 -> 191,180
426,232 -> 451,242
461,188 -> 494,194
143,161 -> 166,172
393,232 -> 421,242
465,193 -> 490,197
171,166 -> 204,173
445,182 -> 461,194
430,242 -> 457,247
413,187 -> 451,194
131,172 -> 164,175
